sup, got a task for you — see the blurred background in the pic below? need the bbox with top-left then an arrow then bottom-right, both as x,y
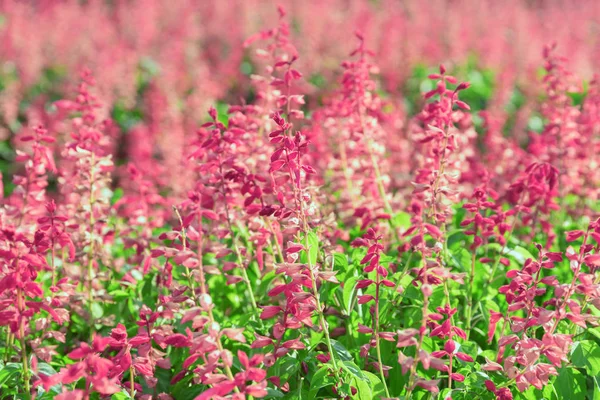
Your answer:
0,0 -> 599,196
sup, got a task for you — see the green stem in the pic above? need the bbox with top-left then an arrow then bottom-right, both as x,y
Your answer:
5,331 -> 12,362
374,276 -> 391,398
392,252 -> 414,305
265,218 -> 284,262
17,288 -> 30,397
20,334 -> 30,398
465,250 -> 477,339
405,295 -> 430,400
486,196 -> 523,286
51,244 -> 56,287
87,153 -> 96,338
129,364 -> 135,397
306,232 -> 340,380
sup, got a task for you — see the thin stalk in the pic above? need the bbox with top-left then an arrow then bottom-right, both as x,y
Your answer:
363,128 -> 399,242
572,224 -> 600,334
238,261 -> 259,311
576,273 -> 600,335
405,295 -> 430,400
305,233 -> 341,380
196,215 -> 208,296
51,244 -> 56,287
549,230 -> 589,335
20,333 -> 30,398
219,167 -> 260,316
374,275 -> 391,398
339,140 -> 357,210
173,207 -> 198,296
16,167 -> 32,226
280,73 -> 340,380
448,354 -> 454,388
464,250 -> 477,339
367,138 -> 393,216
499,318 -> 508,338
350,54 -> 399,242
265,218 -> 284,262
486,194 -> 524,286
5,332 -> 12,362
87,153 -> 96,337
17,288 -> 30,397
428,128 -> 449,222
355,51 -> 393,219
392,252 -> 414,305
129,364 -> 135,397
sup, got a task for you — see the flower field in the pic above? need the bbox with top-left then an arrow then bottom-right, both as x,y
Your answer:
1,1 -> 600,399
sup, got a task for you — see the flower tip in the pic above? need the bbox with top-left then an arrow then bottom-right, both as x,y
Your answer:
277,5 -> 286,18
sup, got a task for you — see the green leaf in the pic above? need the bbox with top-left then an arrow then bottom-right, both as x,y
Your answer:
111,392 -> 133,400
35,362 -> 62,395
258,270 -> 277,298
333,253 -> 349,272
171,374 -> 204,400
265,388 -> 284,399
447,230 -> 467,250
215,102 -> 230,127
351,376 -> 372,400
429,283 -> 447,309
484,243 -> 536,264
141,273 -> 157,308
110,188 -> 124,205
555,367 -> 586,400
361,371 -> 386,398
307,231 -> 319,266
331,340 -> 353,362
308,366 -> 335,400
265,388 -> 285,399
506,246 -> 536,263
586,327 -> 600,341
514,386 -> 537,400
36,362 -> 57,377
130,268 -> 144,281
449,247 -> 471,274
109,289 -> 131,299
593,376 -> 600,400
571,341 -> 600,375
153,366 -> 172,394
91,302 -> 104,319
276,356 -> 301,382
343,277 -> 358,315
542,382 -> 558,400
341,361 -> 365,380
0,362 -> 21,386
392,212 -> 411,230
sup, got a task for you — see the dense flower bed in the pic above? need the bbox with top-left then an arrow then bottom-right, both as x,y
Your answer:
1,2 -> 600,400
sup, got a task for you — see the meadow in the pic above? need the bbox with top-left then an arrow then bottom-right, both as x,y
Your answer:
1,1 -> 600,399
